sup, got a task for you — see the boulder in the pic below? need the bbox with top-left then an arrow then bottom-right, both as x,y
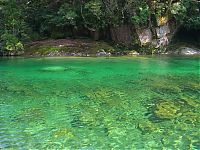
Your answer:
128,50 -> 139,56
96,49 -> 111,56
166,47 -> 200,55
154,101 -> 181,119
179,47 -> 200,55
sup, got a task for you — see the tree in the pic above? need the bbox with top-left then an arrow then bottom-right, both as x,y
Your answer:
82,0 -> 106,30
0,0 -> 29,52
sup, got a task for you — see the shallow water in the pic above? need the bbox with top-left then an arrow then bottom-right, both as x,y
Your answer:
0,56 -> 199,149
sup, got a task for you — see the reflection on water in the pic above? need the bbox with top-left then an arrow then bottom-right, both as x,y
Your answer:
0,57 -> 199,149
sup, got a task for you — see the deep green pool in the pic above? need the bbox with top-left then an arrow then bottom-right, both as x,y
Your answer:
0,56 -> 199,149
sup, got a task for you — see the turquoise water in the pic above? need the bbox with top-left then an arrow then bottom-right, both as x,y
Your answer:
0,56 -> 199,149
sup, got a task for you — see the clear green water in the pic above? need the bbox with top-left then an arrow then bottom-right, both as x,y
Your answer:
0,56 -> 199,149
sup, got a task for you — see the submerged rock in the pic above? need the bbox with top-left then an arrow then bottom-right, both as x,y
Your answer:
154,101 -> 181,119
41,66 -> 67,72
138,120 -> 159,134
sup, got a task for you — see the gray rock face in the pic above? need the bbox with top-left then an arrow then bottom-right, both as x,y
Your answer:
136,28 -> 152,45
136,23 -> 171,49
155,24 -> 170,48
156,24 -> 170,39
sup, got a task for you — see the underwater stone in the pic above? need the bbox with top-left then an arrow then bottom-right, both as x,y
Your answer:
41,66 -> 67,72
138,121 -> 159,134
154,101 -> 181,119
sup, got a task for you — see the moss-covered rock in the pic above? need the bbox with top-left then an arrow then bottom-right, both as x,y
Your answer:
138,120 -> 159,134
154,101 -> 181,119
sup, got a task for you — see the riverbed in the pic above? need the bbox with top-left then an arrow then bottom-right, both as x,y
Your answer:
0,56 -> 199,149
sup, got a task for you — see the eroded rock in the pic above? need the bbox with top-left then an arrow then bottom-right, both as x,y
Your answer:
136,28 -> 152,45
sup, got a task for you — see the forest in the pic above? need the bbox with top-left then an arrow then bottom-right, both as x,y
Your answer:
0,0 -> 200,55
0,1 -> 200,149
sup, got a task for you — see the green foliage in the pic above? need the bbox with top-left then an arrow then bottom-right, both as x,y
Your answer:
131,3 -> 150,27
101,0 -> 123,26
171,2 -> 186,16
170,0 -> 200,29
182,0 -> 200,29
50,3 -> 78,27
0,0 -> 199,55
83,0 -> 106,29
155,1 -> 168,17
1,0 -> 29,39
139,43 -> 156,55
1,33 -> 24,51
0,0 -> 29,52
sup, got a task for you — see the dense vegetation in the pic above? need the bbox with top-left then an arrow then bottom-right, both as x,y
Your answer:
0,0 -> 199,53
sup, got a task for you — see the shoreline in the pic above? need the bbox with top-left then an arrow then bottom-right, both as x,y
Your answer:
1,39 -> 199,57
1,54 -> 199,59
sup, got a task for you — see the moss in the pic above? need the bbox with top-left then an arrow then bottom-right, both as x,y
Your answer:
25,45 -> 60,55
89,42 -> 115,53
25,40 -> 116,56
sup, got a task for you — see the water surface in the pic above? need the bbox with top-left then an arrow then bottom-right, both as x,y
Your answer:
0,56 -> 199,149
